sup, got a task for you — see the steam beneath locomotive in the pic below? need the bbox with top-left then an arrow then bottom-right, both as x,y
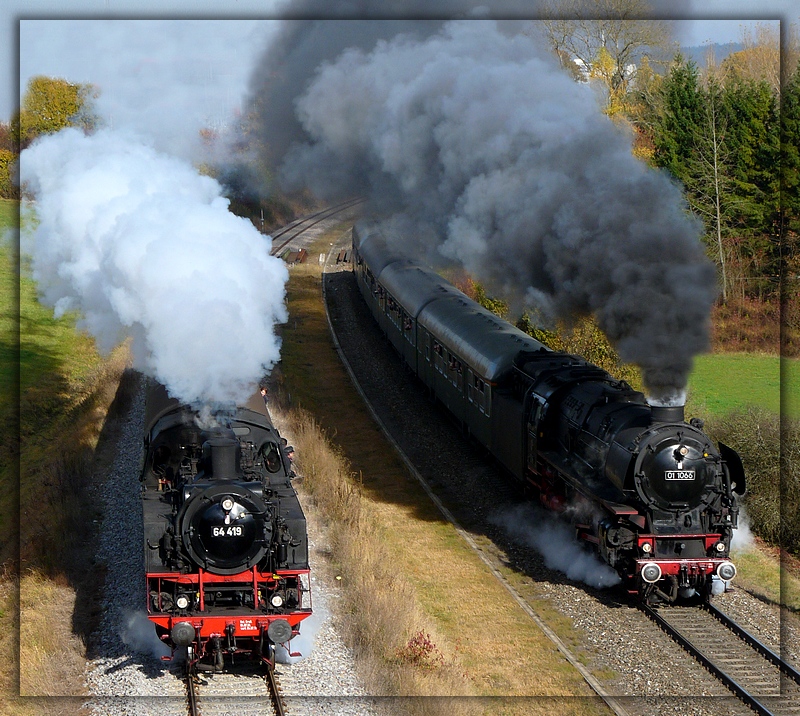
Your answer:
491,505 -> 621,589
250,19 -> 716,402
20,128 -> 288,407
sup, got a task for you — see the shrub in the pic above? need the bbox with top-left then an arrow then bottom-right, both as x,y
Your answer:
395,631 -> 445,670
707,407 -> 800,555
0,150 -> 18,200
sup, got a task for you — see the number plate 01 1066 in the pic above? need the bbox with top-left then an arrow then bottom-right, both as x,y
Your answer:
665,470 -> 695,480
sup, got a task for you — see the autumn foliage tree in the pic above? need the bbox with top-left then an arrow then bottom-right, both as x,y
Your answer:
13,75 -> 99,150
1,76 -> 99,199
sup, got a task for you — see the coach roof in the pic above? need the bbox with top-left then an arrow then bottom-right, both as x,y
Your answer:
418,294 -> 549,382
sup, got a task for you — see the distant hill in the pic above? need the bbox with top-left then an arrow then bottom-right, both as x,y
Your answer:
680,42 -> 745,67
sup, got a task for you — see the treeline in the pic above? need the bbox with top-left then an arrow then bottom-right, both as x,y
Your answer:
539,11 -> 797,353
5,30 -> 798,308
628,52 -> 798,304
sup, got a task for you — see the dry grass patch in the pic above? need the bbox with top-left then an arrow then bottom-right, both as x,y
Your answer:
10,344 -> 133,709
271,231 -> 609,714
275,406 -> 474,700
20,571 -> 86,696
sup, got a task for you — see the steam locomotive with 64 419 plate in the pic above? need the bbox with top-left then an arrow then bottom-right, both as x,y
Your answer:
141,381 -> 311,671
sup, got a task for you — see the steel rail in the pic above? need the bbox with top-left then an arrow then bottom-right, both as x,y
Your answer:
270,198 -> 363,256
641,602 -> 798,716
704,601 -> 800,684
264,666 -> 286,716
270,198 -> 362,240
185,667 -> 199,716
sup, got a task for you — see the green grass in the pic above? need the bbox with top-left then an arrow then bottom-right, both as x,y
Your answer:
686,352 -> 789,419
0,201 -> 17,415
0,201 -> 108,561
0,199 -> 15,230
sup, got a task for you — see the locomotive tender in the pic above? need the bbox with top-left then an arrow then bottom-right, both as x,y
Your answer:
352,220 -> 745,602
141,381 -> 311,670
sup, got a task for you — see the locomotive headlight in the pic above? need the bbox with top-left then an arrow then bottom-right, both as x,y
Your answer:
717,562 -> 737,581
641,562 -> 662,583
715,541 -> 726,552
641,542 -> 652,554
270,593 -> 284,608
221,497 -> 234,512
176,595 -> 189,610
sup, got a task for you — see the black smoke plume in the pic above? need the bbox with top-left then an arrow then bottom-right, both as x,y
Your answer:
247,10 -> 712,401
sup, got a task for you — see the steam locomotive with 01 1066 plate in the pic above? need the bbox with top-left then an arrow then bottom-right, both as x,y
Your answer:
141,381 -> 311,671
352,220 -> 746,604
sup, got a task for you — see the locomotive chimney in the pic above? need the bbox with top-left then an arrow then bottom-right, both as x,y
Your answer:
649,403 -> 685,424
204,437 -> 240,479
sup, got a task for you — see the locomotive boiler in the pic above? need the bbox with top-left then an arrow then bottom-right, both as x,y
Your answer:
141,381 -> 311,670
352,220 -> 745,602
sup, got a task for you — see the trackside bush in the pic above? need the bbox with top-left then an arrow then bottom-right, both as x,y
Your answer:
707,407 -> 800,555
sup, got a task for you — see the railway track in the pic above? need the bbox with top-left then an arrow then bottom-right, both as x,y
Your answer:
184,664 -> 286,716
641,601 -> 800,715
269,198 -> 364,257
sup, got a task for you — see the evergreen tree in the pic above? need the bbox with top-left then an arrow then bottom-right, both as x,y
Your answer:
651,55 -> 704,181
721,77 -> 780,292
782,65 -> 800,252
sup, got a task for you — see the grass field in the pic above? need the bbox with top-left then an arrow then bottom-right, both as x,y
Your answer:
686,352 -> 787,419
0,200 -> 17,418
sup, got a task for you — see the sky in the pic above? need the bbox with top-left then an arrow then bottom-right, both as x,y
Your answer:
6,0 -> 796,145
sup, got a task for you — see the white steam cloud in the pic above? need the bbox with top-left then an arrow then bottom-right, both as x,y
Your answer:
20,128 -> 288,406
730,507 -> 754,554
120,610 -> 171,660
491,504 -> 621,589
275,595 -> 328,664
275,20 -> 716,400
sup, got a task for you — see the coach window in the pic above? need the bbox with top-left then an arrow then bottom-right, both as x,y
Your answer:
403,315 -> 414,345
433,342 -> 445,375
474,376 -> 490,415
448,356 -> 463,389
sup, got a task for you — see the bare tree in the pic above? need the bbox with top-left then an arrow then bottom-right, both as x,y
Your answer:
540,0 -> 674,108
719,23 -> 781,95
683,75 -> 734,302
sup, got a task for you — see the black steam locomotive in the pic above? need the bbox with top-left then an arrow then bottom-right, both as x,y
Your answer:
141,381 -> 311,670
352,221 -> 745,603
